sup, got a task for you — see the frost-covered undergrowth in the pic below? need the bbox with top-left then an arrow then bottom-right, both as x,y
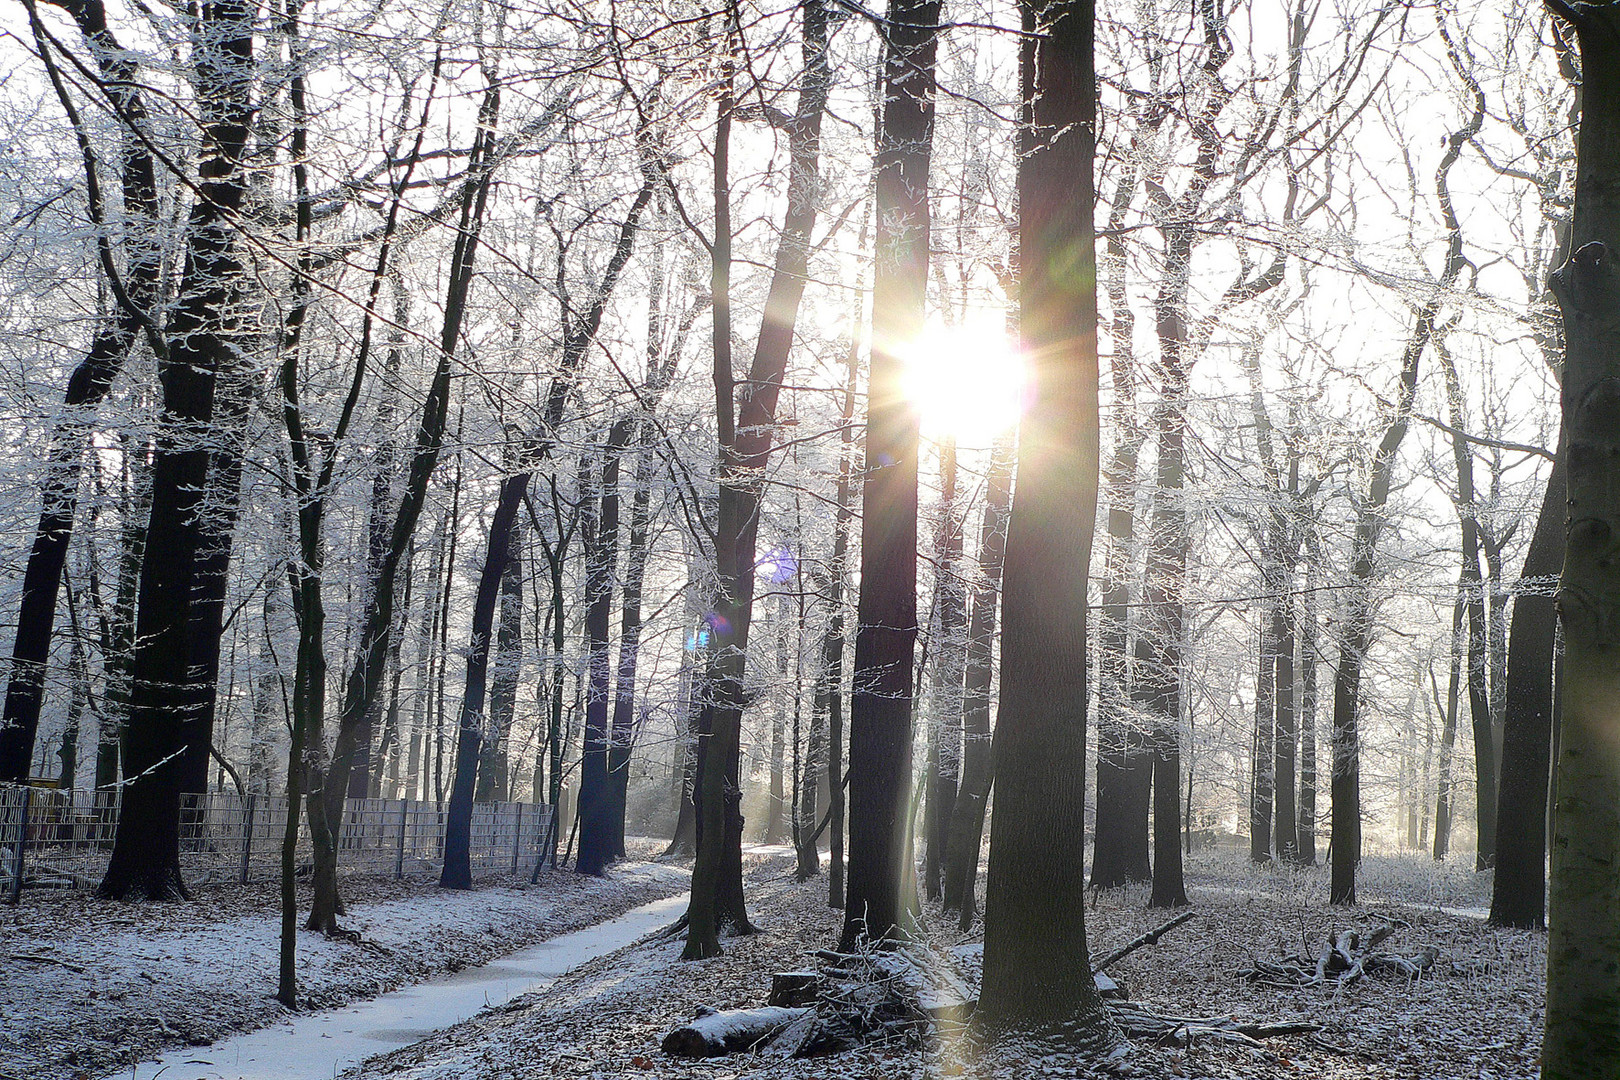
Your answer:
0,842 -> 688,1080
340,848 -> 1543,1080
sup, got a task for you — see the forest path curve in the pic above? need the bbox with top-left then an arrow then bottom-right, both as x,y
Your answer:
123,885 -> 691,1080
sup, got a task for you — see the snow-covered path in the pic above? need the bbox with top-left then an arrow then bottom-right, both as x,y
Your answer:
125,890 -> 690,1080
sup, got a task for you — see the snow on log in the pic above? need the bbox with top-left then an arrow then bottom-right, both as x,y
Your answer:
660,1006 -> 811,1057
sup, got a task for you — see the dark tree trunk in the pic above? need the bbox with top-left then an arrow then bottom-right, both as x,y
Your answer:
685,0 -> 830,959
841,0 -> 936,951
1332,324 -> 1427,902
1490,452 -> 1563,928
1435,594 -> 1463,861
942,437 -> 1012,923
351,397 -> 401,800
1439,343 -> 1497,870
1273,600 -> 1298,861
1542,9 -> 1620,1069
814,248 -> 863,911
794,566 -> 822,880
97,0 -> 253,902
1296,571 -> 1318,864
923,438 -> 964,900
1330,74 -> 1475,903
96,443 -> 151,792
1090,124 -> 1151,892
178,359 -> 253,797
975,0 -> 1113,1043
443,472 -> 524,889
576,439 -> 621,879
607,432 -> 659,858
1,0 -> 160,783
766,611 -> 789,845
1250,605 -> 1276,863
664,650 -> 700,858
1139,214 -> 1201,910
479,510 -> 523,805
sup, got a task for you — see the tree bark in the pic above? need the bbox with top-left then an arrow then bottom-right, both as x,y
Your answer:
840,0 -> 936,950
1489,452 -> 1563,928
1296,568 -> 1318,864
976,0 -> 1114,1044
686,0 -> 830,958
1090,117 -> 1151,892
96,0 -> 254,902
441,159 -> 657,889
942,437 -> 1012,924
577,436 -> 622,878
923,438 -> 964,900
1273,595 -> 1298,860
1541,7 -> 1620,1072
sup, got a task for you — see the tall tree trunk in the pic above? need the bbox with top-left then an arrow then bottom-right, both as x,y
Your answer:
814,225 -> 864,911
314,75 -> 491,919
1490,452 -> 1563,928
766,605 -> 789,845
923,438 -> 964,900
1329,72 -> 1475,901
1541,8 -> 1620,1072
976,0 -> 1112,1044
96,0 -> 253,902
840,0 -> 936,950
479,511 -> 523,805
1296,568 -> 1318,864
407,517 -> 446,802
794,558 -> 822,880
1438,340 -> 1497,869
97,440 -> 152,791
1090,117 -> 1151,892
685,0 -> 830,958
1434,597 -> 1463,861
607,429 -> 660,858
576,436 -> 622,878
178,358 -> 254,798
1250,606 -> 1276,863
942,436 -> 1012,924
1273,595 -> 1298,860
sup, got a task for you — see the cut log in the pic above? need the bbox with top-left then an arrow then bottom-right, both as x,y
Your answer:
660,1006 -> 811,1057
769,971 -> 820,1007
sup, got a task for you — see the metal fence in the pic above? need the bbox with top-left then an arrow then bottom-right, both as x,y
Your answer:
0,783 -> 554,897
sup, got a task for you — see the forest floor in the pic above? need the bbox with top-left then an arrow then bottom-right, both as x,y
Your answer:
0,838 -> 689,1080
337,847 -> 1543,1080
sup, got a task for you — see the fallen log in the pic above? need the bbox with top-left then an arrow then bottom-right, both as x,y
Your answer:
661,1006 -> 811,1057
1107,1001 -> 1320,1047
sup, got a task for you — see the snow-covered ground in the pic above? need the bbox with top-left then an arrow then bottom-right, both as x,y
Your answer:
1,843 -> 1545,1080
139,890 -> 691,1080
0,840 -> 689,1080
337,849 -> 1545,1080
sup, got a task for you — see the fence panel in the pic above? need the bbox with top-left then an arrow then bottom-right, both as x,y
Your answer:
0,783 -> 551,895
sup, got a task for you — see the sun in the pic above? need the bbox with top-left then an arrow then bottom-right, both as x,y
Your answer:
900,319 -> 1027,447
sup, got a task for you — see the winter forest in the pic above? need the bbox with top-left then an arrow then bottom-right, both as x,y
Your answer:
0,0 -> 1615,1075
